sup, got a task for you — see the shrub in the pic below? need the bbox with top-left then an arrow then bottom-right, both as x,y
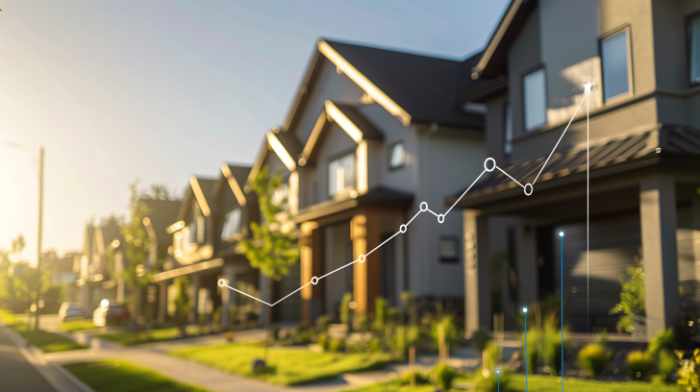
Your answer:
610,265 -> 645,334
626,350 -> 654,380
541,316 -> 568,375
644,329 -> 676,383
340,293 -> 352,329
372,297 -> 387,332
677,349 -> 700,391
430,362 -> 458,391
648,329 -> 675,357
471,329 -> 492,354
473,342 -> 510,392
657,349 -> 677,383
524,327 -> 542,373
432,315 -> 459,362
577,342 -> 612,377
399,369 -> 430,386
328,336 -> 346,352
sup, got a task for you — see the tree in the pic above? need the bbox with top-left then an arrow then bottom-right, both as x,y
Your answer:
610,265 -> 645,334
237,168 -> 299,280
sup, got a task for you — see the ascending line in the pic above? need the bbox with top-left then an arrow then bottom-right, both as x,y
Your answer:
220,84 -> 593,308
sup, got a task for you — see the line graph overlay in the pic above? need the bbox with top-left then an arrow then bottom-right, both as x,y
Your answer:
219,85 -> 593,308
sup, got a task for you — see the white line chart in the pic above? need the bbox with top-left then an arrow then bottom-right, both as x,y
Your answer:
219,82 -> 594,309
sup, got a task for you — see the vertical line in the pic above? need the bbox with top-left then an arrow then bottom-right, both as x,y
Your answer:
560,233 -> 565,392
586,89 -> 591,331
524,311 -> 528,392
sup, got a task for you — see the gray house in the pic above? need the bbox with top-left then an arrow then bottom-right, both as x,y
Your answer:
453,0 -> 700,340
266,39 -> 500,323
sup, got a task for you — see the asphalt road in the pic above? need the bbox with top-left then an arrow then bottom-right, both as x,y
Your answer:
0,331 -> 56,391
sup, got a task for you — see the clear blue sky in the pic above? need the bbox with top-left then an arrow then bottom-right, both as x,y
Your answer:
0,1 -> 508,259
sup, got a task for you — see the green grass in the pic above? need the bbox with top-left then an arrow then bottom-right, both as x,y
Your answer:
60,319 -> 98,333
170,342 -> 394,386
0,309 -> 85,353
97,325 -> 201,346
346,374 -> 680,392
64,359 -> 210,392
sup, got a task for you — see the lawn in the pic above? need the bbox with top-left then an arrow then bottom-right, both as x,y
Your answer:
59,319 -> 99,333
97,325 -> 201,346
0,309 -> 85,353
64,359 -> 210,392
346,374 -> 680,392
170,342 -> 394,386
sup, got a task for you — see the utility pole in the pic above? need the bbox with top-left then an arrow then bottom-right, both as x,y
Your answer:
34,146 -> 44,331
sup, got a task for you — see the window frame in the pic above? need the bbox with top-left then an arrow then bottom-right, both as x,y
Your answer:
327,149 -> 356,198
438,235 -> 460,264
387,141 -> 407,171
521,66 -> 548,132
687,11 -> 700,86
221,207 -> 243,240
599,25 -> 635,104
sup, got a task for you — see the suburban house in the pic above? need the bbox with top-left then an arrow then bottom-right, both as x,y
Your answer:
452,0 -> 700,340
263,38 -> 500,323
76,217 -> 123,312
154,166 -> 259,328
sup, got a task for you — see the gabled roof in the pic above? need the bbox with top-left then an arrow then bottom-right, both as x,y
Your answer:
285,38 -> 487,131
140,198 -> 181,246
450,125 -> 700,208
299,101 -> 383,166
248,128 -> 302,183
471,0 -> 537,79
178,176 -> 219,220
220,163 -> 251,206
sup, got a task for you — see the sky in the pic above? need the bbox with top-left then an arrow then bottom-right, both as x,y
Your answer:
0,1 -> 508,261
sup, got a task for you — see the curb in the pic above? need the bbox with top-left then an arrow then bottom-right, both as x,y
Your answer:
0,324 -> 95,392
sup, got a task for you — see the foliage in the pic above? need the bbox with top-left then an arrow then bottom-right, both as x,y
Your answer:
372,297 -> 387,332
340,293 -> 352,329
610,265 -> 645,334
648,329 -> 674,357
237,168 -> 299,280
656,349 -> 677,383
524,326 -> 542,373
625,350 -> 654,380
642,329 -> 676,383
431,315 -> 458,362
173,277 -> 191,328
430,362 -> 458,391
470,328 -> 492,354
541,315 -> 567,375
472,341 -> 511,392
577,342 -> 612,377
399,369 -> 430,386
677,349 -> 700,392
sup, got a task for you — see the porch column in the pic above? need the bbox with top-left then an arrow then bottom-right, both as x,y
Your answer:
157,282 -> 168,324
220,265 -> 236,329
464,210 -> 491,337
640,176 -> 679,339
300,221 -> 321,324
189,274 -> 200,323
351,213 -> 381,317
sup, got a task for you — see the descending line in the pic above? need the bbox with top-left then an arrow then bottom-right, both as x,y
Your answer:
532,98 -> 586,185
222,84 -> 593,309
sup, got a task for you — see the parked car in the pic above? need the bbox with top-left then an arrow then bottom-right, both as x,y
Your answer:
58,302 -> 85,322
92,300 -> 129,327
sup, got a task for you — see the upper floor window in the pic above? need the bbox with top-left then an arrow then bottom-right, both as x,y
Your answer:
523,68 -> 547,131
328,152 -> 355,197
690,15 -> 700,84
601,28 -> 632,101
388,142 -> 406,170
221,208 -> 242,239
439,236 -> 459,263
504,101 -> 513,156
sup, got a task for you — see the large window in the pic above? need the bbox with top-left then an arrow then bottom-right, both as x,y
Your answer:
601,29 -> 632,101
523,68 -> 547,131
504,101 -> 513,156
328,152 -> 355,197
690,15 -> 700,84
439,236 -> 459,264
221,208 -> 242,239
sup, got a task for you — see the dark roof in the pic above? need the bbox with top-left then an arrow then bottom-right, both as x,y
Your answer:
179,176 -> 219,220
140,198 -> 181,245
323,39 -> 483,129
451,125 -> 700,208
333,102 -> 383,140
223,164 -> 251,188
295,186 -> 413,223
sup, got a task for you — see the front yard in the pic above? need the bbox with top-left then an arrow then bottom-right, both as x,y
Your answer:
0,309 -> 85,353
347,374 -> 680,392
65,359 -> 210,392
96,325 -> 202,346
170,342 -> 394,386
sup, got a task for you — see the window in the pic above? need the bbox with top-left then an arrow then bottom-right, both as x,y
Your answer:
690,15 -> 700,84
523,68 -> 547,131
504,101 -> 513,156
388,142 -> 406,169
221,208 -> 242,239
601,29 -> 632,101
328,152 -> 355,197
439,236 -> 459,263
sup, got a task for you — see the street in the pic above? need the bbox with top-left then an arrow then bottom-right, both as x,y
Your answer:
0,331 -> 56,391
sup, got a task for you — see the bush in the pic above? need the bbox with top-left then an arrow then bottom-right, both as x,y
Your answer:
626,350 -> 654,380
644,329 -> 676,383
610,265 -> 645,334
541,317 -> 567,375
678,349 -> 700,391
432,315 -> 459,362
399,369 -> 430,386
577,342 -> 612,377
657,349 -> 677,383
524,327 -> 542,373
340,293 -> 352,329
430,362 -> 458,391
648,329 -> 674,357
471,329 -> 492,354
473,342 -> 510,392
372,297 -> 387,332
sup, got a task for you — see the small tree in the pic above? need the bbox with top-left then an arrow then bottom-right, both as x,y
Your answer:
610,265 -> 645,334
432,315 -> 458,362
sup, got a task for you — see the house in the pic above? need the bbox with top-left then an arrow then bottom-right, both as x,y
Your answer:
76,217 -> 123,312
452,0 -> 700,340
153,166 -> 258,328
262,38 -> 499,323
